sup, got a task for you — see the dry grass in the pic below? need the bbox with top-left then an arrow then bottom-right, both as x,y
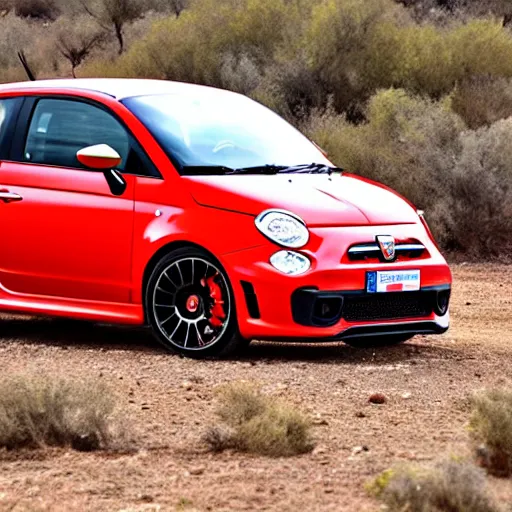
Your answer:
0,374 -> 126,452
203,383 -> 315,457
471,389 -> 512,477
369,460 -> 500,512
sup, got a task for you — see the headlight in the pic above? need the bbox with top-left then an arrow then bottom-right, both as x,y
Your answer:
270,251 -> 311,275
255,209 -> 309,248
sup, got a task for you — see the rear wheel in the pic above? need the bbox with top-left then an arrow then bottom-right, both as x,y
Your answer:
145,247 -> 246,358
343,334 -> 414,349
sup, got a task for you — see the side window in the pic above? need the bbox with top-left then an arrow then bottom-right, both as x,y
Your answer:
0,98 -> 20,157
24,99 -> 130,171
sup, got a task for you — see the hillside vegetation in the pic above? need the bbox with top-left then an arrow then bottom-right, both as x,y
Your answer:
1,0 -> 511,258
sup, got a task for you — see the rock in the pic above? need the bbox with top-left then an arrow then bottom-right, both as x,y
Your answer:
352,446 -> 364,455
313,445 -> 327,456
401,392 -> 412,400
181,381 -> 193,391
189,466 -> 205,476
355,411 -> 366,418
313,415 -> 329,426
369,393 -> 387,404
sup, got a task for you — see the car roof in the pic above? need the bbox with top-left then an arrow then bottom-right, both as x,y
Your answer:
0,78 -> 234,101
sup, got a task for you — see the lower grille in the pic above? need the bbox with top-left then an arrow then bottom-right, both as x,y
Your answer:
343,292 -> 432,322
291,286 -> 449,327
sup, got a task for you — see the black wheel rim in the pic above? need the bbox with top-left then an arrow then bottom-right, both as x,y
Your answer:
152,257 -> 231,351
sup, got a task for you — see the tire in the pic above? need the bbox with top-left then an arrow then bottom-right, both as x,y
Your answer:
343,334 -> 414,349
145,247 -> 246,359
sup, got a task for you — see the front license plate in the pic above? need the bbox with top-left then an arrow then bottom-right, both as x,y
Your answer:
367,270 -> 421,293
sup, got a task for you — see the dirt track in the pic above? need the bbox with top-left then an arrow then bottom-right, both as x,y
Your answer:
0,264 -> 511,511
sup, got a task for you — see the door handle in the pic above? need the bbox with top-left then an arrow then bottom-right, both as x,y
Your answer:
0,191 -> 23,203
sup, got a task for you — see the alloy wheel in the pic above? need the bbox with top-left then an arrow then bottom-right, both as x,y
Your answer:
152,257 -> 231,351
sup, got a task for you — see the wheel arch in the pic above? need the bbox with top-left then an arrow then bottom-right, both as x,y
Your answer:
141,240 -> 229,323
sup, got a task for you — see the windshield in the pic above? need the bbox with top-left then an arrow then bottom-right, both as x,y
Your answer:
123,93 -> 331,173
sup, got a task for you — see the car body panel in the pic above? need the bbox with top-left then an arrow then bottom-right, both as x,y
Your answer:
0,161 -> 135,302
0,79 -> 452,345
185,173 -> 419,227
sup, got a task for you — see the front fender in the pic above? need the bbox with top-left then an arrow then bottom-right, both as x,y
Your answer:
131,199 -> 264,303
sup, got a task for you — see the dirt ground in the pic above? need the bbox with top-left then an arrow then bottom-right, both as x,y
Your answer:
0,264 -> 511,512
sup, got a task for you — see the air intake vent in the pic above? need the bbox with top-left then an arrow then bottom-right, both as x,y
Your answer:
240,281 -> 260,319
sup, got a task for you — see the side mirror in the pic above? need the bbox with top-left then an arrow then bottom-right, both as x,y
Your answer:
77,144 -> 122,170
76,144 -> 127,197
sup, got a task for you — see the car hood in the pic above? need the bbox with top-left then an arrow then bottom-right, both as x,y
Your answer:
184,174 -> 419,227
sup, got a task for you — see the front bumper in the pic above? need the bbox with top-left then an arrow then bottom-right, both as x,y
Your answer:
221,224 -> 452,342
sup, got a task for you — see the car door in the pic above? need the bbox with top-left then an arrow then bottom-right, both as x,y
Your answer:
0,96 -> 137,303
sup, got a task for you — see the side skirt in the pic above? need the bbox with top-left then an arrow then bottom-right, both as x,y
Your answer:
0,287 -> 144,325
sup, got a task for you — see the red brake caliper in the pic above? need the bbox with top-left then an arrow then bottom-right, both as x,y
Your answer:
202,274 -> 226,328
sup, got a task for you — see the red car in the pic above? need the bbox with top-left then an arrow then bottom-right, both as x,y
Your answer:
0,79 -> 451,358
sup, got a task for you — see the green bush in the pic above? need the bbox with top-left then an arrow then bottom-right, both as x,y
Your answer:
85,0 -> 295,87
305,0 -> 408,113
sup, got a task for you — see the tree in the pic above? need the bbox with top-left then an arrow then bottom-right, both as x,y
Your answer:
55,17 -> 105,77
80,0 -> 146,54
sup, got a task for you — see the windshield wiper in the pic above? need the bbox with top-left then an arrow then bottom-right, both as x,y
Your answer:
181,163 -> 342,176
225,164 -> 288,175
275,163 -> 341,174
227,163 -> 341,175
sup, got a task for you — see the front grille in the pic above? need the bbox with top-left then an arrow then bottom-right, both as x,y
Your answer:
342,292 -> 433,322
348,242 -> 426,261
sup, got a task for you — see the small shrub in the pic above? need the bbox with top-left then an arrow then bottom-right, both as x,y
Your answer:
204,383 -> 315,457
470,389 -> 512,477
0,374 -> 125,451
451,75 -> 512,129
216,382 -> 268,426
370,460 -> 499,512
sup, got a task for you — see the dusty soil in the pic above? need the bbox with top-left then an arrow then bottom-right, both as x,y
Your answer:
0,264 -> 511,512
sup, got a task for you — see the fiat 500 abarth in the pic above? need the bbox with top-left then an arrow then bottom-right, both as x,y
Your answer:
0,79 -> 452,358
